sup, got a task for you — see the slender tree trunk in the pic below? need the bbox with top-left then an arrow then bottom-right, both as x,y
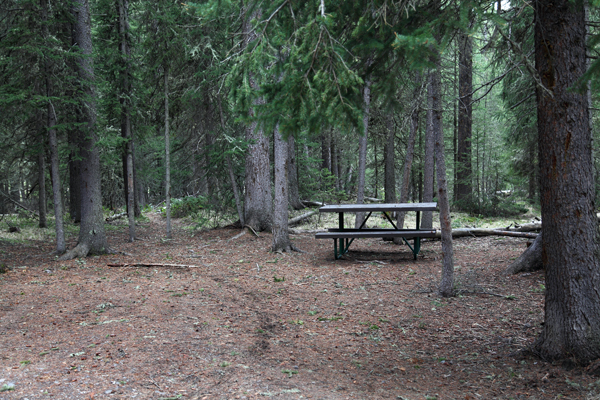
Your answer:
60,0 -> 108,260
217,95 -> 244,224
321,129 -> 331,174
355,77 -> 371,228
272,125 -> 294,252
384,114 -> 396,205
421,72 -> 436,229
331,135 -> 340,192
117,0 -> 135,242
395,78 -> 421,235
41,0 -> 65,253
431,63 -> 454,297
533,0 -> 600,363
456,27 -> 473,210
288,135 -> 304,209
47,102 -> 65,254
164,66 -> 172,239
68,131 -> 82,223
37,138 -> 47,228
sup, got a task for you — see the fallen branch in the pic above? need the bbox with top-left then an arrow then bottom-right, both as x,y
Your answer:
301,200 -> 325,207
105,212 -> 127,222
244,224 -> 259,237
107,263 -> 199,268
288,210 -> 318,227
0,190 -> 38,217
228,230 -> 246,241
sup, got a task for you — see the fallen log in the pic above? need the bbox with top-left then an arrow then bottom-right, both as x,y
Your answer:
288,210 -> 318,227
433,228 -> 538,239
105,212 -> 126,222
108,263 -> 199,268
0,190 -> 38,217
301,200 -> 325,207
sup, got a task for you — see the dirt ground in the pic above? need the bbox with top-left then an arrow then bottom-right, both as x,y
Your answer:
1,213 -> 599,400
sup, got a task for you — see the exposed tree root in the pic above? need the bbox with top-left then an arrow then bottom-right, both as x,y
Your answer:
57,243 -> 114,261
504,232 -> 543,274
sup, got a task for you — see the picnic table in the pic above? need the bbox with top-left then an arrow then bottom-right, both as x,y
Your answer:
315,202 -> 438,260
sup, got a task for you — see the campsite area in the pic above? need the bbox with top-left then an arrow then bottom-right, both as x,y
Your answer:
1,212 -> 599,400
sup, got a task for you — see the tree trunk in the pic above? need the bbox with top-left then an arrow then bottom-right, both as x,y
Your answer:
384,114 -> 396,204
533,0 -> 600,363
288,135 -> 304,210
60,0 -> 108,260
117,0 -> 135,242
396,78 -> 420,235
272,125 -> 294,252
504,232 -> 543,275
68,130 -> 82,223
41,0 -> 65,253
421,72 -> 436,229
456,27 -> 473,210
243,9 -> 272,232
164,66 -> 172,239
37,136 -> 47,229
429,60 -> 455,298
321,129 -> 331,174
355,77 -> 371,228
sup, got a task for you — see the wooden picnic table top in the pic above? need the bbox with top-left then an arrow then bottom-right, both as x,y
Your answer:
318,202 -> 438,213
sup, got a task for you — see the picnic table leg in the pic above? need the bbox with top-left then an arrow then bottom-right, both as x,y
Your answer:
413,238 -> 421,260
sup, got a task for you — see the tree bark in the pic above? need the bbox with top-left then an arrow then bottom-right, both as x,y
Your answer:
456,27 -> 473,210
288,135 -> 305,210
164,66 -> 172,239
533,0 -> 600,363
504,232 -> 543,275
384,114 -> 396,205
40,0 -> 65,253
272,125 -> 294,252
355,77 -> 371,228
243,9 -> 272,232
68,130 -> 82,223
59,0 -> 108,260
37,134 -> 47,229
429,59 -> 454,298
395,74 -> 422,236
421,72 -> 436,229
117,0 -> 135,242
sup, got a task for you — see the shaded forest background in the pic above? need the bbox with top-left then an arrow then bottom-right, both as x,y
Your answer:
0,0 -> 597,238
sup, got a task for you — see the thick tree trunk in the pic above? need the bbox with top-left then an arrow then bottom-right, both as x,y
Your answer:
60,0 -> 108,260
243,9 -> 272,232
421,72 -> 435,229
384,114 -> 396,205
456,28 -> 473,210
164,67 -> 172,239
272,125 -> 295,252
533,0 -> 600,363
288,135 -> 304,210
117,0 -> 135,242
355,77 -> 371,228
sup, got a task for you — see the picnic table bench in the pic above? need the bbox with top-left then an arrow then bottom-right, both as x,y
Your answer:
315,202 -> 438,259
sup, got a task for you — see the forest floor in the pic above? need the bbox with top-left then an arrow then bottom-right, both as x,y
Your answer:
1,211 -> 599,400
